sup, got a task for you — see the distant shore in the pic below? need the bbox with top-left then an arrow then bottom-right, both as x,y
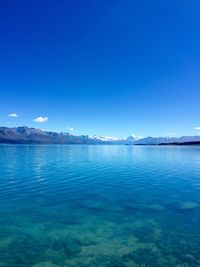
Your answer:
158,141 -> 200,146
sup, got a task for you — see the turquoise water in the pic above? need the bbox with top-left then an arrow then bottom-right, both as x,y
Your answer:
0,145 -> 200,267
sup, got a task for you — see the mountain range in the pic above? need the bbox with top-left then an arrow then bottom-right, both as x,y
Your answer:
0,126 -> 200,145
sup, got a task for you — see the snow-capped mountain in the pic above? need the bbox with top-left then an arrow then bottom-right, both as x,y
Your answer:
134,136 -> 200,145
126,134 -> 142,141
90,135 -> 124,142
0,126 -> 200,145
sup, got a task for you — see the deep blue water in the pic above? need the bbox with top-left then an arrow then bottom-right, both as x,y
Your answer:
0,145 -> 200,267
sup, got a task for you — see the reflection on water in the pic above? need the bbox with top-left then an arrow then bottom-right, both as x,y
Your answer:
0,145 -> 200,266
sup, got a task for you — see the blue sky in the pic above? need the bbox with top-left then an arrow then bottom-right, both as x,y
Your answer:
0,0 -> 200,137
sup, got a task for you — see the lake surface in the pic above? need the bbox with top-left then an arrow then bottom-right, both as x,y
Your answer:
0,145 -> 200,267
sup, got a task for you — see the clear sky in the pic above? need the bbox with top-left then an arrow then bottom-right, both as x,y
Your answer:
0,0 -> 200,137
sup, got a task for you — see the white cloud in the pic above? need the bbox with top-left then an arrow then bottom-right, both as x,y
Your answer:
8,113 -> 18,117
33,116 -> 48,123
66,127 -> 74,131
194,127 -> 200,131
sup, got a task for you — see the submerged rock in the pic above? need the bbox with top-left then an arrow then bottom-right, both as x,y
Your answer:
179,202 -> 199,210
123,202 -> 165,212
147,204 -> 165,211
82,200 -> 105,210
32,262 -> 59,267
123,247 -> 167,267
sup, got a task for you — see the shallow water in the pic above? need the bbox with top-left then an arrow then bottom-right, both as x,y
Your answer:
0,145 -> 200,266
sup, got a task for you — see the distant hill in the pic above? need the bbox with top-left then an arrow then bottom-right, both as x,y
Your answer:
134,136 -> 200,145
159,141 -> 200,146
0,127 -> 100,144
1,126 -> 200,145
0,127 -> 142,145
